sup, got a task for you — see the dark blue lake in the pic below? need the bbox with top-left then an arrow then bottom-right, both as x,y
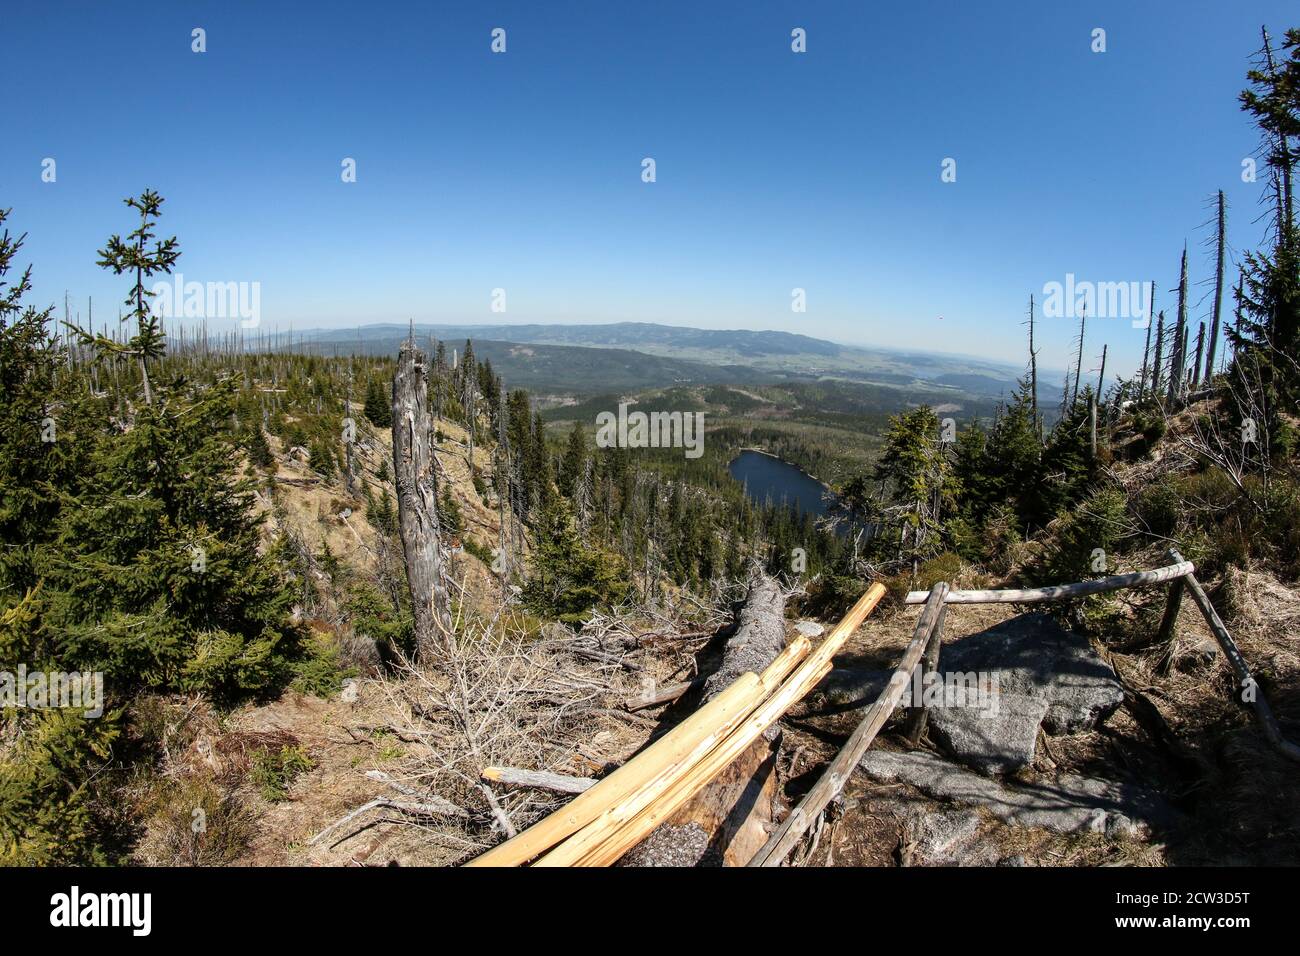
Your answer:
728,450 -> 835,517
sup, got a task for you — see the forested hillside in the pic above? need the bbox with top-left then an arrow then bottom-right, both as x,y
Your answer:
2,25 -> 1299,869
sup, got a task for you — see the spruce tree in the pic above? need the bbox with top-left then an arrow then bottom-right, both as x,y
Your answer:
77,191 -> 180,406
363,376 -> 392,427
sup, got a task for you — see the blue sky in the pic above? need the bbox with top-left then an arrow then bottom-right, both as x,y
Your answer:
3,1 -> 1296,376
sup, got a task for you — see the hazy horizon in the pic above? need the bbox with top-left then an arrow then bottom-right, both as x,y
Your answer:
7,1 -> 1293,378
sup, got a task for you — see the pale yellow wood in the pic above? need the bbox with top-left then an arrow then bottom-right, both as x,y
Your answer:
465,672 -> 768,866
539,582 -> 886,867
552,659 -> 835,867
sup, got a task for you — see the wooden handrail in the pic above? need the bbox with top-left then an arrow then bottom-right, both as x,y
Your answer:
904,561 -> 1193,605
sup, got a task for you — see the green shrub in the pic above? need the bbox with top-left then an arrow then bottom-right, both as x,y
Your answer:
1135,475 -> 1182,538
0,709 -> 121,865
1038,487 -> 1128,584
249,745 -> 314,802
290,633 -> 357,697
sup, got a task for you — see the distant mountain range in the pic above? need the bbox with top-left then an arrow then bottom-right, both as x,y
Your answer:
293,322 -> 1066,399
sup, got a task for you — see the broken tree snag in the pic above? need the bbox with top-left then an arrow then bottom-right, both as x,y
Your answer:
392,335 -> 453,660
621,574 -> 789,867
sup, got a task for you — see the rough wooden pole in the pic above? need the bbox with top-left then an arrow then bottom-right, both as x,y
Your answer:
904,560 -> 1192,604
1167,550 -> 1300,763
749,583 -> 950,867
392,335 -> 453,659
904,604 -> 946,746
1156,577 -> 1185,646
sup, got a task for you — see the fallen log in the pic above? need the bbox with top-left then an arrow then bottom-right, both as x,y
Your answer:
481,767 -> 597,795
624,678 -> 704,711
308,797 -> 468,848
619,574 -> 791,866
537,581 -> 888,867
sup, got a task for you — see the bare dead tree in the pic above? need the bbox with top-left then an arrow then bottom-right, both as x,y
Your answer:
496,382 -> 511,598
392,332 -> 454,659
1139,287 -> 1154,400
1168,248 -> 1189,404
1152,309 -> 1167,398
1071,304 -> 1087,407
1205,190 -> 1227,380
1026,293 -> 1041,440
1192,322 -> 1206,390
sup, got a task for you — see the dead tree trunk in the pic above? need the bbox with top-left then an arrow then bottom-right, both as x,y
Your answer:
624,574 -> 789,866
392,336 -> 454,659
1071,306 -> 1087,407
1027,294 -> 1041,441
1152,310 -> 1166,398
1139,301 -> 1153,400
1205,190 -> 1226,381
1191,323 -> 1205,390
1168,248 -> 1188,404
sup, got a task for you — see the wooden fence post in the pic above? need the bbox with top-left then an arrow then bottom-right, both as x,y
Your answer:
1156,577 -> 1185,645
1167,549 -> 1300,763
904,605 -> 946,746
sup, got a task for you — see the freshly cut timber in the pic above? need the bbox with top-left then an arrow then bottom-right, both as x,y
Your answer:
536,582 -> 887,867
466,575 -> 803,866
464,673 -> 768,866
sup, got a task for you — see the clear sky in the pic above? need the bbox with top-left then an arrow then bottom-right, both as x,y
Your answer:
4,1 -> 1296,376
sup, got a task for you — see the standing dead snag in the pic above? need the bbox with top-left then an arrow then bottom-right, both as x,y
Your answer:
392,334 -> 454,659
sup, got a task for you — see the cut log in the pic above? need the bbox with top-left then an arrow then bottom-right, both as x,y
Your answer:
392,335 -> 453,659
620,574 -> 791,866
464,673 -> 770,866
537,581 -> 887,867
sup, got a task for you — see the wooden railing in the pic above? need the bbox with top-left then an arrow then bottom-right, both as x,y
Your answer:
468,555 -> 1297,867
749,551 -> 1300,867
